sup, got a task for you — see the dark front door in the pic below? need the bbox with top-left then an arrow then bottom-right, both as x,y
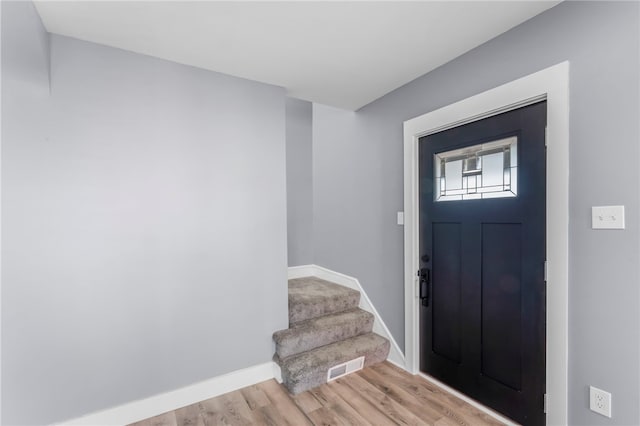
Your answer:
419,101 -> 546,425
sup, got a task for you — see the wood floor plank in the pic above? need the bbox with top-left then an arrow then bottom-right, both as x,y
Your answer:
329,399 -> 372,426
198,395 -> 228,425
307,406 -> 348,426
339,373 -> 428,426
292,390 -> 323,414
308,384 -> 372,426
359,366 -> 442,424
328,378 -> 397,426
371,363 -> 505,426
385,362 -> 506,426
374,362 -> 469,410
174,403 -> 205,426
199,390 -> 254,426
222,391 -> 255,426
434,417 -> 464,426
240,384 -> 271,410
256,379 -> 314,426
252,404 -> 290,426
130,411 -> 177,426
371,363 -> 480,425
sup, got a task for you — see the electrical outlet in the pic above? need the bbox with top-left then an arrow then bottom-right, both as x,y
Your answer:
589,386 -> 612,418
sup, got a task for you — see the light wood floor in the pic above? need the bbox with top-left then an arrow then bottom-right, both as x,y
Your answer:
130,361 -> 507,426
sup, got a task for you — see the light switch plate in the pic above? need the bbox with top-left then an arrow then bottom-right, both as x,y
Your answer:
592,205 -> 625,229
397,211 -> 404,225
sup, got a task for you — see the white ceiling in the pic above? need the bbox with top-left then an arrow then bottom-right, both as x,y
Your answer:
34,1 -> 561,111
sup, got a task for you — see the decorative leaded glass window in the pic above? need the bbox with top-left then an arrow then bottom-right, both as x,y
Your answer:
434,136 -> 517,201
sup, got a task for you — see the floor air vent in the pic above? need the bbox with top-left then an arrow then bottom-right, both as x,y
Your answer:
327,356 -> 365,382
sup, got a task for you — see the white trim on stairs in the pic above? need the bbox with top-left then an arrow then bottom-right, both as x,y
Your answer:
288,264 -> 406,368
55,362 -> 281,426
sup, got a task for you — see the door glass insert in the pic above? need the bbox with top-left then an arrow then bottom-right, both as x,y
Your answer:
434,136 -> 517,201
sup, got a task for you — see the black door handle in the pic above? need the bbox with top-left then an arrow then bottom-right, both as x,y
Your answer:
420,268 -> 430,307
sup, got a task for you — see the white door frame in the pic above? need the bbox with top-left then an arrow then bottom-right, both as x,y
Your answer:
402,61 -> 569,426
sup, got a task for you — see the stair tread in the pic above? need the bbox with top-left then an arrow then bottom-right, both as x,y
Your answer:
288,277 -> 360,324
273,308 -> 374,358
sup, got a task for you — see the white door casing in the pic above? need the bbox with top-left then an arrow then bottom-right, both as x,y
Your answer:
403,61 -> 569,426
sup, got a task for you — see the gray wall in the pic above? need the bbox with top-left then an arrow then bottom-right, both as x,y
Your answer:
286,97 -> 313,266
2,2 -> 288,424
312,2 -> 639,425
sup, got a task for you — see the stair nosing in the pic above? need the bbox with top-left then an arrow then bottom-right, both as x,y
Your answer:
274,308 -> 375,358
277,332 -> 389,366
275,308 -> 373,338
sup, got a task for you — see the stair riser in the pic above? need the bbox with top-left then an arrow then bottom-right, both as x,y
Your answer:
281,339 -> 390,395
289,295 -> 360,324
275,314 -> 374,359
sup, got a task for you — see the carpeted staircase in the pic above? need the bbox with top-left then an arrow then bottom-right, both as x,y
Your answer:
273,276 -> 390,394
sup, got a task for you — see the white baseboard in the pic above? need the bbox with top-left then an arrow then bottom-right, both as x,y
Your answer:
56,362 -> 279,426
288,264 -> 406,368
287,264 -> 316,279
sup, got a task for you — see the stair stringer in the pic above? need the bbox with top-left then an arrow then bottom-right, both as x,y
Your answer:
287,264 -> 406,369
